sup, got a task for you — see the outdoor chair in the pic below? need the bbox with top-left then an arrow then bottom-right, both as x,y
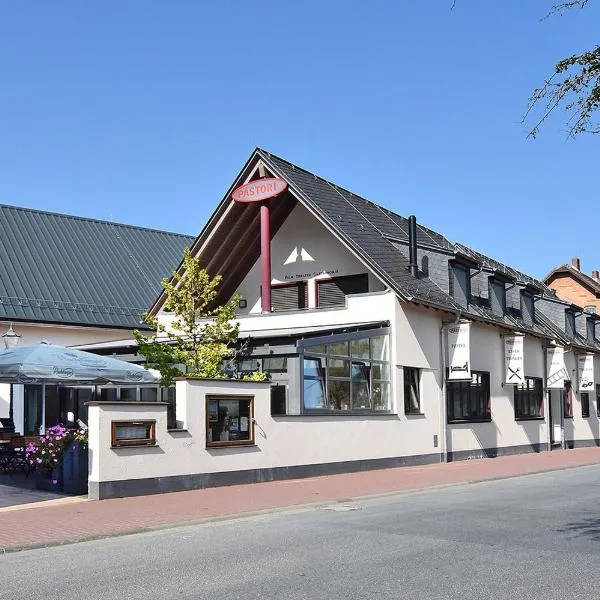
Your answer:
0,435 -> 35,476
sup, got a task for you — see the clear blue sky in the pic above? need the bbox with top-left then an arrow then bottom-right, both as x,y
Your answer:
1,1 -> 598,280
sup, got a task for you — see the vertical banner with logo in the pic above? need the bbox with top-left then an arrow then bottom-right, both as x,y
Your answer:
504,334 -> 525,384
546,346 -> 568,389
577,354 -> 594,392
447,322 -> 471,380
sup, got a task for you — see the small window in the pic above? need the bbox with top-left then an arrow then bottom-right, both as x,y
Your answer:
514,377 -> 543,419
565,311 -> 576,337
206,396 -> 254,447
271,385 -> 286,415
449,263 -> 470,306
404,367 -> 421,414
161,386 -> 177,429
120,387 -> 137,401
581,392 -> 590,418
564,381 -> 573,418
100,387 -> 118,402
489,279 -> 506,316
140,387 -> 158,402
271,282 -> 307,311
111,420 -> 156,447
520,292 -> 535,326
587,318 -> 596,343
316,274 -> 369,308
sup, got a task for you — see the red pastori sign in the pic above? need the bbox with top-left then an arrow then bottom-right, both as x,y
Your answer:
231,178 -> 288,203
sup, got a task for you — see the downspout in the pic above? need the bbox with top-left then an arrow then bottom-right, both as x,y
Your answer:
542,342 -> 551,452
440,310 -> 461,463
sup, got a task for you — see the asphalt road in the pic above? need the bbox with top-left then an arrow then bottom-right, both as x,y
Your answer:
3,465 -> 600,600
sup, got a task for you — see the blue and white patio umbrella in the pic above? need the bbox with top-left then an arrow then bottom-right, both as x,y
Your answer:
0,341 -> 158,384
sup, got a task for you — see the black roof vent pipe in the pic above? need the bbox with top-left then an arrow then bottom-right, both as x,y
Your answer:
408,215 -> 418,277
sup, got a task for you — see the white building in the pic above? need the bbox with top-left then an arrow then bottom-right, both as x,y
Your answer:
148,148 -> 600,471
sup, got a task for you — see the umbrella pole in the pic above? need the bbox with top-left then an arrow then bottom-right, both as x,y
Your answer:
41,383 -> 46,434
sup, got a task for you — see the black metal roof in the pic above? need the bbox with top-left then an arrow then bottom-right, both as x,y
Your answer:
0,204 -> 194,329
255,149 -> 582,344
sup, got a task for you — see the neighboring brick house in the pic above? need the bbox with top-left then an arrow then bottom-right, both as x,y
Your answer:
544,257 -> 600,312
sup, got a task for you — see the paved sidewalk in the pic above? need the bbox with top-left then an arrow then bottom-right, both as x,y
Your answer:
2,447 -> 600,553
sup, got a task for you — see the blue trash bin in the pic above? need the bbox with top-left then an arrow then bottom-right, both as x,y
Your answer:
62,440 -> 88,495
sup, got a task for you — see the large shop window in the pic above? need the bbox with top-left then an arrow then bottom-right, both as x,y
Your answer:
447,371 -> 491,423
206,395 -> 254,447
271,282 -> 307,311
513,377 -> 543,419
302,332 -> 390,412
564,381 -> 573,418
316,274 -> 368,308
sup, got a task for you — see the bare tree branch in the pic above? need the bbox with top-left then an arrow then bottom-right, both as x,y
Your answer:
524,1 -> 599,138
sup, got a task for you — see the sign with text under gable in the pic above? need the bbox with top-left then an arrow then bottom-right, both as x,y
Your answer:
546,346 -> 568,389
504,334 -> 525,385
447,321 -> 471,380
577,354 -> 594,392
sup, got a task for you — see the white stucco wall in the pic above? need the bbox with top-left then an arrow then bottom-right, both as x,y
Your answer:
88,378 -> 442,489
447,323 -> 548,456
235,203 -> 386,313
564,351 -> 600,445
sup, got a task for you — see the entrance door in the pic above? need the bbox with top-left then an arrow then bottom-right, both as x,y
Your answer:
549,388 -> 563,447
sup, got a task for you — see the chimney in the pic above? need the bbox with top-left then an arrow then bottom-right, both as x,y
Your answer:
572,257 -> 581,270
408,215 -> 418,277
592,270 -> 599,281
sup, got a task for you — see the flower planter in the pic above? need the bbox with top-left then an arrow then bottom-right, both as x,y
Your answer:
35,468 -> 63,492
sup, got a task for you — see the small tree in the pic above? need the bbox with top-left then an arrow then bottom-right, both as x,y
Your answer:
134,249 -> 249,386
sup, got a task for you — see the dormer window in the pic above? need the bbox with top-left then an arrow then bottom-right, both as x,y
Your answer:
489,278 -> 507,316
565,310 -> 576,337
587,317 -> 596,343
449,263 -> 471,307
520,291 -> 535,326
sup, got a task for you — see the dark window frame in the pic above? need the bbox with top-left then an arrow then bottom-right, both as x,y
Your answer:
111,420 -> 156,448
300,329 -> 391,414
403,367 -> 422,415
565,311 -> 576,337
581,391 -> 590,418
520,291 -> 535,326
316,273 -> 369,309
206,395 -> 255,448
448,262 -> 471,306
564,381 -> 573,418
513,377 -> 544,420
596,383 -> 600,417
447,371 -> 491,423
587,317 -> 596,343
488,278 -> 507,316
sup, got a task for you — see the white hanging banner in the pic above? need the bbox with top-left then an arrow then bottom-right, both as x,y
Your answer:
447,322 -> 471,380
546,346 -> 568,389
577,354 -> 594,392
504,334 -> 525,384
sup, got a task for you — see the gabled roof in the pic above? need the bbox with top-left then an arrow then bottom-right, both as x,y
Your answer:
544,263 -> 600,297
0,204 -> 194,329
147,148 -> 588,347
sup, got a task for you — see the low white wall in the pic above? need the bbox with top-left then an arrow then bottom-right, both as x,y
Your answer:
88,378 -> 442,498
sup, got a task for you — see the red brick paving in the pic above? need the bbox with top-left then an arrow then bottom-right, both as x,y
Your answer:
2,447 -> 600,552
